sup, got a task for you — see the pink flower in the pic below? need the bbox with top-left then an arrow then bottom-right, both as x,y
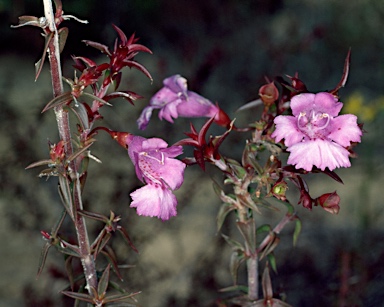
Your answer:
127,136 -> 186,220
272,92 -> 362,171
137,74 -> 221,129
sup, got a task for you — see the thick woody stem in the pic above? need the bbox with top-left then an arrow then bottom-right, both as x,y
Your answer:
43,0 -> 98,293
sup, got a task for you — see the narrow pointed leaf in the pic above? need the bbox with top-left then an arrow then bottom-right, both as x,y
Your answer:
293,218 -> 301,246
25,159 -> 53,169
98,264 -> 111,297
101,246 -> 123,281
94,233 -> 111,259
61,291 -> 94,303
35,32 -> 54,81
217,203 -> 236,232
58,27 -> 68,53
262,265 -> 273,299
123,60 -> 153,81
229,250 -> 245,285
64,256 -> 75,291
82,40 -> 111,55
104,291 -> 142,303
70,101 -> 90,130
42,92 -> 73,113
37,242 -> 51,278
58,175 -> 74,220
329,49 -> 351,95
267,253 -> 278,274
236,219 -> 256,253
219,285 -> 248,293
66,142 -> 94,164
82,92 -> 112,106
77,210 -> 109,223
112,24 -> 127,44
118,227 -> 139,253
221,234 -> 244,252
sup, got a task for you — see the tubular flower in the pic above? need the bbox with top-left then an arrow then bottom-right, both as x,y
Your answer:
272,92 -> 362,171
137,74 -> 228,129
127,136 -> 186,220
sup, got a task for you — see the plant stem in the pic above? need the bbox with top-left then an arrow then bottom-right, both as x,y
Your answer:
44,0 -> 98,293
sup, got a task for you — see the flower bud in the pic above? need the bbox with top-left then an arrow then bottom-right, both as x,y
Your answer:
316,191 -> 340,214
259,82 -> 279,106
298,190 -> 313,210
272,181 -> 288,200
49,140 -> 65,162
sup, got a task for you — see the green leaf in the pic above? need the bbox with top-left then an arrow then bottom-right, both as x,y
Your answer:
37,242 -> 51,278
293,218 -> 302,246
221,234 -> 244,252
82,92 -> 112,106
58,175 -> 74,220
61,291 -> 94,303
229,250 -> 245,285
41,92 -> 73,113
103,291 -> 141,304
98,264 -> 110,297
64,256 -> 75,291
66,142 -> 94,165
260,234 -> 280,261
58,27 -> 68,53
256,224 -> 272,235
218,285 -> 248,293
70,101 -> 90,130
118,227 -> 139,253
267,253 -> 278,274
35,32 -> 54,81
25,159 -> 54,169
78,210 -> 109,223
262,265 -> 273,299
236,219 -> 256,253
216,203 -> 236,232
101,246 -> 123,281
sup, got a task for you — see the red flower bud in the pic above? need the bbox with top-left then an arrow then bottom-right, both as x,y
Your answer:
49,140 -> 65,162
316,191 -> 340,214
259,82 -> 279,106
298,190 -> 313,210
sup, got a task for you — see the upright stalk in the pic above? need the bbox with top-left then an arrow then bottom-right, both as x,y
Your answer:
43,0 -> 98,293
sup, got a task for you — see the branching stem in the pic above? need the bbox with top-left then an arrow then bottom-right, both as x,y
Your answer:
43,0 -> 98,294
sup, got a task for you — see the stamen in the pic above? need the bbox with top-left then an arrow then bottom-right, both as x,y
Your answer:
316,113 -> 330,129
297,112 -> 307,129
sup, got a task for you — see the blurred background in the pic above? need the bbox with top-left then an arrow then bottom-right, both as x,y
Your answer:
1,0 -> 384,306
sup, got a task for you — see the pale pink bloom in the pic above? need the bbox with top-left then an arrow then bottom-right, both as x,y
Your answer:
272,92 -> 362,171
137,74 -> 220,129
127,136 -> 185,220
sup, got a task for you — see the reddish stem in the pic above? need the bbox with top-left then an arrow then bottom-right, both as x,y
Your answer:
45,2 -> 98,293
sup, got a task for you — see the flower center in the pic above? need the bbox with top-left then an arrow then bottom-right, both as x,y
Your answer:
138,150 -> 165,185
297,110 -> 331,139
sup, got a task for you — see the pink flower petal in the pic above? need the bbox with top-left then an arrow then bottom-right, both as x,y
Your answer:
328,114 -> 362,147
130,185 -> 177,220
287,139 -> 351,171
272,115 -> 305,147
